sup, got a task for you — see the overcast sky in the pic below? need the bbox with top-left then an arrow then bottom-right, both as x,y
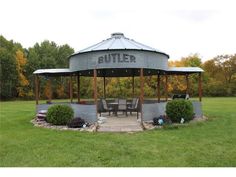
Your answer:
1,0 -> 236,61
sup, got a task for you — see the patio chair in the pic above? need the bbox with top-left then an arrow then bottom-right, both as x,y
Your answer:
99,98 -> 113,116
172,94 -> 189,100
118,99 -> 128,116
127,98 -> 140,119
114,98 -> 119,103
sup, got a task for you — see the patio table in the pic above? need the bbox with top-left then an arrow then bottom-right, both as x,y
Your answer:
108,102 -> 131,116
108,102 -> 118,116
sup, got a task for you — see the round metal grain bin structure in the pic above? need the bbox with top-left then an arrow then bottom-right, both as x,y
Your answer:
33,33 -> 204,125
69,33 -> 169,77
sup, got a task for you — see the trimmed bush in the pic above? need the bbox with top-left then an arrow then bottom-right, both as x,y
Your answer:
46,105 -> 74,125
166,100 -> 194,123
67,117 -> 85,128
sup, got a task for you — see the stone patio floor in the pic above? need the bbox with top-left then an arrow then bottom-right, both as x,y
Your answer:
97,113 -> 143,132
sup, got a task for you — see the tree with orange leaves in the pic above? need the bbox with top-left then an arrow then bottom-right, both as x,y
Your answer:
15,50 -> 30,97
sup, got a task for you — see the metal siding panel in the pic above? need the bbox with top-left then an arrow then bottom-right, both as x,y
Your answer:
37,103 -> 97,123
69,50 -> 168,72
192,101 -> 203,118
71,104 -> 97,123
142,101 -> 203,122
142,102 -> 167,121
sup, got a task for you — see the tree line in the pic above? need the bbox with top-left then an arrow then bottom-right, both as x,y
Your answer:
0,35 -> 235,100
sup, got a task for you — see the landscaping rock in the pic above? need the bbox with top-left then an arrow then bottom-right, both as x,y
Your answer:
31,118 -> 97,132
143,122 -> 156,130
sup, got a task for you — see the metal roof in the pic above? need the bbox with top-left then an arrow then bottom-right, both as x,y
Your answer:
33,69 -> 71,75
167,67 -> 204,74
74,33 -> 169,56
33,67 -> 203,76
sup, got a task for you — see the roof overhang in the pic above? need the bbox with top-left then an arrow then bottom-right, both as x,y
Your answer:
33,67 -> 203,77
166,67 -> 204,75
33,69 -> 72,76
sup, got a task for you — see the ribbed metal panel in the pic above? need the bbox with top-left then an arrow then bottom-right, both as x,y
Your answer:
33,68 -> 71,74
168,67 -> 204,73
74,33 -> 168,56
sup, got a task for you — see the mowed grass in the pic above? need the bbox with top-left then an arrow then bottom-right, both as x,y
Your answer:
0,97 -> 235,167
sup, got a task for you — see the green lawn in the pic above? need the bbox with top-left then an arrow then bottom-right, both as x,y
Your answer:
0,97 -> 235,167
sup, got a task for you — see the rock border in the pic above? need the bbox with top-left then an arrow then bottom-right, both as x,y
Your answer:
143,116 -> 208,130
31,116 -> 207,132
31,118 -> 98,132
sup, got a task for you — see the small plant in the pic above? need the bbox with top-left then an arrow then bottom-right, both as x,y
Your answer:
46,105 -> 74,125
166,99 -> 194,123
67,117 -> 86,128
153,115 -> 172,126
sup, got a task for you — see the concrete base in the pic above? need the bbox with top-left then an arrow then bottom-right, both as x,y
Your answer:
97,113 -> 143,132
36,103 -> 97,123
142,100 -> 203,121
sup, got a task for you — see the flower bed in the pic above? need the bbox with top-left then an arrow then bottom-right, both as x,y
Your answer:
31,119 -> 97,132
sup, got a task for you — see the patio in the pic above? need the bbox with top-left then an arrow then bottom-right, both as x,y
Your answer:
97,113 -> 143,132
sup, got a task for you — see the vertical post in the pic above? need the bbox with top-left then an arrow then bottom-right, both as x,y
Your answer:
69,74 -> 73,103
93,69 -> 98,114
132,75 -> 135,98
165,74 -> 168,101
48,78 -> 52,103
140,68 -> 144,123
103,76 -> 106,98
198,73 -> 202,102
157,74 -> 160,103
77,74 -> 80,103
35,75 -> 39,105
186,74 -> 189,95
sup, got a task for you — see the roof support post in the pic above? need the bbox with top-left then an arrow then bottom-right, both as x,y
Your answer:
69,74 -> 73,103
93,69 -> 98,115
165,74 -> 168,102
186,74 -> 189,95
140,68 -> 144,124
198,73 -> 202,102
103,76 -> 106,98
157,73 -> 160,103
48,78 -> 52,103
77,73 -> 80,103
35,75 -> 39,105
132,75 -> 135,98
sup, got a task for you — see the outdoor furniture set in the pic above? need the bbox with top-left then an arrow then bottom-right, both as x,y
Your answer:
99,98 -> 140,118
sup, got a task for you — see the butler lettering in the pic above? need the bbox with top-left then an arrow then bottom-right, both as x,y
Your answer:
98,53 -> 136,64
